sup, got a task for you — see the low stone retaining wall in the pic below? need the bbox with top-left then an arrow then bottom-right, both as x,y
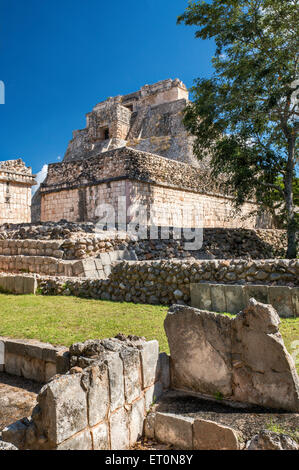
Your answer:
0,275 -> 37,294
0,337 -> 69,382
2,336 -> 170,450
191,283 -> 299,317
36,259 -> 299,306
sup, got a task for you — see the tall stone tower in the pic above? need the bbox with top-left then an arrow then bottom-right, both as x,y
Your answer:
0,159 -> 36,224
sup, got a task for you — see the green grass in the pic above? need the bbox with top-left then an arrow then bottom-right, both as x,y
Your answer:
0,295 -> 298,374
0,294 -> 169,352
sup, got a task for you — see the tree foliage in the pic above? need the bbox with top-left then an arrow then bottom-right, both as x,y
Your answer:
178,0 -> 298,257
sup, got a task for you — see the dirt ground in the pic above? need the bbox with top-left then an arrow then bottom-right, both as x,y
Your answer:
0,373 -> 42,431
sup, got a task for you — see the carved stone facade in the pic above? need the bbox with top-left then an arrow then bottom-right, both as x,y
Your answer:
0,159 -> 36,224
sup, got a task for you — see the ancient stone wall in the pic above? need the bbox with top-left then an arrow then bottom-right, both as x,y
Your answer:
0,160 -> 36,224
35,259 -> 298,307
1,336 -> 170,450
39,147 -> 273,228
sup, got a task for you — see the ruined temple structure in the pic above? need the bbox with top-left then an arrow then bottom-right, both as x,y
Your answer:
0,159 -> 36,224
36,79 -> 273,229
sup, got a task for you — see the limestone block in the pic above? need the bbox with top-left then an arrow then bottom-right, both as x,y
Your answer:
129,396 -> 145,446
86,363 -> 109,426
110,407 -> 129,450
91,422 -> 109,450
120,348 -> 142,403
106,352 -> 125,412
144,412 -> 156,440
190,283 -> 212,311
55,349 -> 70,374
211,284 -> 227,312
232,299 -> 299,411
155,413 -> 193,450
165,305 -> 232,397
14,276 -> 24,294
293,287 -> 299,317
268,286 -> 294,318
225,284 -> 245,314
56,430 -> 93,450
244,285 -> 269,305
45,362 -> 57,382
140,340 -> 159,388
37,374 -> 88,445
23,276 -> 37,294
193,419 -> 239,450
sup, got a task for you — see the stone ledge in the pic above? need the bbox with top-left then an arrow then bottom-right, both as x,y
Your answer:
191,283 -> 299,317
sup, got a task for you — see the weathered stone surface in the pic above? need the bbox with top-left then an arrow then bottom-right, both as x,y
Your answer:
37,374 -> 88,445
165,300 -> 299,411
120,348 -> 141,404
190,283 -> 212,311
232,299 -> 299,411
140,340 -> 159,388
91,422 -> 109,450
85,363 -> 109,426
268,286 -> 294,318
56,430 -> 92,450
129,397 -> 145,446
211,284 -> 226,312
155,412 -> 193,449
246,430 -> 299,450
105,352 -> 125,412
193,419 -> 239,450
144,412 -> 156,440
110,408 -> 129,450
165,305 -> 232,397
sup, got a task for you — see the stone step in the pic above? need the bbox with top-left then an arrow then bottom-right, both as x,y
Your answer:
0,239 -> 64,258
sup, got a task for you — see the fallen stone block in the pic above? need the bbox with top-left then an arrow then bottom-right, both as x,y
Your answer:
193,419 -> 239,450
154,412 -> 193,450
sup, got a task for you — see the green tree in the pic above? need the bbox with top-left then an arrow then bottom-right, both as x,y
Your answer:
178,0 -> 298,258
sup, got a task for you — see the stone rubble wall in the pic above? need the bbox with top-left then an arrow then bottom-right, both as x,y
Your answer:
0,223 -> 290,259
1,336 -> 170,450
1,259 -> 298,311
164,300 -> 299,412
36,259 -> 298,304
0,336 -> 69,382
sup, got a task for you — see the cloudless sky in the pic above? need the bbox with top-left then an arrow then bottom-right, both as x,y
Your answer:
0,0 -> 215,174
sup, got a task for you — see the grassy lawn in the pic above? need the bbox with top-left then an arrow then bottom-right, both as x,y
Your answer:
0,294 -> 298,373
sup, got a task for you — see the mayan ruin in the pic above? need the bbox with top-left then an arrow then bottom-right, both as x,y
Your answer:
0,160 -> 36,225
0,0 -> 298,456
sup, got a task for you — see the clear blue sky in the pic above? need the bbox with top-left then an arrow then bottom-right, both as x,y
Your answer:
0,0 -> 215,174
